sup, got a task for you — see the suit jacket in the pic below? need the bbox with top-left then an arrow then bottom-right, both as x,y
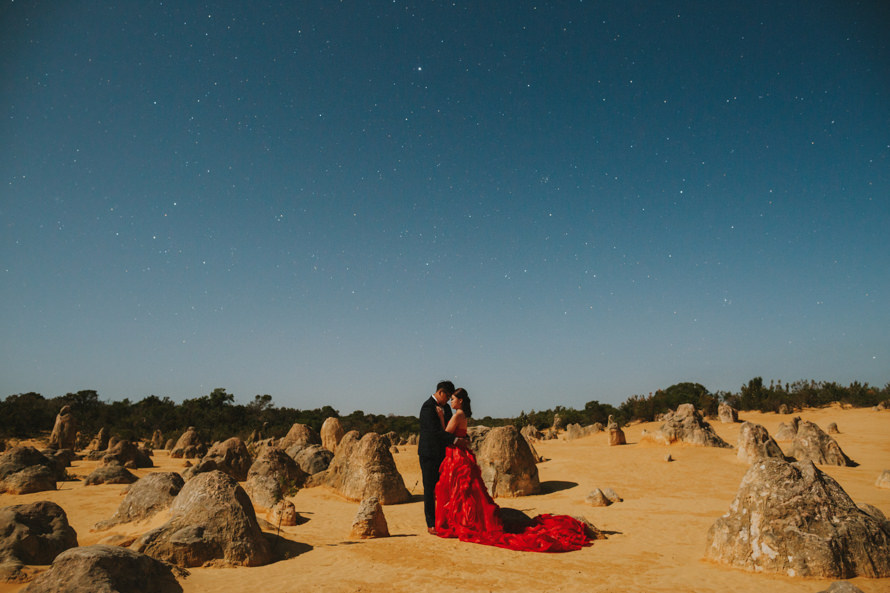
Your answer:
418,396 -> 455,461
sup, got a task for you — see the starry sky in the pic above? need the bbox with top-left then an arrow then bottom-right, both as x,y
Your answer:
2,2 -> 888,417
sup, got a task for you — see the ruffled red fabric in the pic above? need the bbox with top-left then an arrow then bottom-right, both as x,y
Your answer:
434,445 -> 591,552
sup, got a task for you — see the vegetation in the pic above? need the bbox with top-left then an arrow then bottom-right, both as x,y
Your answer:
1,379 -> 887,444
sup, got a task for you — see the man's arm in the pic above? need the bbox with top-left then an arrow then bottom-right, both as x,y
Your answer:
420,403 -> 455,446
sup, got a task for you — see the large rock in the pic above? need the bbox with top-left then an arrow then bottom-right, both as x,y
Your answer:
718,403 -> 739,423
47,406 -> 77,451
350,497 -> 389,539
132,470 -> 272,567
84,464 -> 138,486
705,458 -> 890,577
319,431 -> 410,504
278,423 -> 320,451
95,472 -> 185,530
736,422 -> 785,464
184,437 -> 252,482
243,448 -> 306,509
645,404 -> 731,448
86,428 -> 110,453
466,425 -> 491,452
288,444 -> 333,475
774,416 -> 800,441
169,428 -> 206,459
789,420 -> 856,466
0,447 -> 62,495
101,440 -> 153,469
0,501 -> 78,582
151,430 -> 165,450
21,545 -> 184,593
475,425 -> 540,497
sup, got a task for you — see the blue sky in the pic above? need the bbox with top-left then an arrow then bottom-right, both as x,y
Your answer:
2,2 -> 888,416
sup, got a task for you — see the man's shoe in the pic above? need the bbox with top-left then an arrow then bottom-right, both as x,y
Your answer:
427,527 -> 437,535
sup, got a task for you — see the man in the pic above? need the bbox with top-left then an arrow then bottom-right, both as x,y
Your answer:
418,380 -> 464,534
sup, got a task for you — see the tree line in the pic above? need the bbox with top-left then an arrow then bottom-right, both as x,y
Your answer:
1,378 -> 887,445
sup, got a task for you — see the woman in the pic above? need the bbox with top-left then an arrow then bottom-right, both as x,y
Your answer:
434,388 -> 592,552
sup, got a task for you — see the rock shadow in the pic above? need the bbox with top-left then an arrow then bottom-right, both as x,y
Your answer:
539,480 -> 578,493
264,532 -> 313,561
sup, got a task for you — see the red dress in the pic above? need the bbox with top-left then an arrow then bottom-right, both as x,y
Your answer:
434,433 -> 592,553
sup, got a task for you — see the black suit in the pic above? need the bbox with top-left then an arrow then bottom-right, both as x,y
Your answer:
418,396 -> 455,528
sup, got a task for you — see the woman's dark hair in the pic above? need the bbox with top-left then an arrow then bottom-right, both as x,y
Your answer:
453,387 -> 472,418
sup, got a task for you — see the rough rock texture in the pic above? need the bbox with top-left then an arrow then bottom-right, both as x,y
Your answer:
101,440 -> 153,469
705,458 -> 890,578
86,428 -> 110,453
718,403 -> 739,423
0,501 -> 78,582
875,470 -> 890,489
84,464 -> 138,486
169,428 -> 206,459
184,437 -> 252,482
648,404 -> 731,448
475,425 -> 540,498
551,413 -> 563,432
21,545 -> 184,593
164,439 -> 175,451
774,416 -> 800,441
319,432 -> 410,504
466,426 -> 491,452
350,497 -> 389,539
736,422 -> 785,464
519,425 -> 542,441
816,583 -> 865,593
287,444 -> 333,475
94,472 -> 185,530
778,403 -> 791,414
609,426 -> 626,446
132,470 -> 272,568
320,417 -> 345,454
278,423 -> 321,451
47,406 -> 77,451
585,489 -> 612,507
0,447 -> 62,495
828,422 -> 840,434
789,420 -> 856,466
243,448 -> 306,509
151,430 -> 165,450
266,500 -> 299,527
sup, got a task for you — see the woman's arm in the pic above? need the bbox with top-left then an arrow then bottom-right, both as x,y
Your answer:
445,409 -> 464,434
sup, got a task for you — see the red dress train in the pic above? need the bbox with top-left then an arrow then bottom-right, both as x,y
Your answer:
434,440 -> 592,552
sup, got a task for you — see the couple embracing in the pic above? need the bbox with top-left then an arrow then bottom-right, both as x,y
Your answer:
418,381 -> 592,553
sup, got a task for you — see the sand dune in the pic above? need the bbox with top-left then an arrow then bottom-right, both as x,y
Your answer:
1,405 -> 888,593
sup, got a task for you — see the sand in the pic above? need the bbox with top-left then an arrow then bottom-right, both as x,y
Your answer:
1,405 -> 888,593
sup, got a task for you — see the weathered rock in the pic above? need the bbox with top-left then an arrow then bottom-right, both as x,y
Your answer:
84,464 -> 139,486
475,425 -> 540,498
164,438 -> 175,450
243,448 -> 306,509
609,426 -> 626,446
381,431 -> 399,449
718,403 -> 739,423
21,545 -> 184,593
132,470 -> 272,567
95,472 -> 185,530
279,423 -> 321,451
520,425 -> 542,441
320,432 -> 410,504
315,418 -> 342,455
0,501 -> 77,582
184,437 -> 252,482
551,413 -> 563,432
266,500 -> 299,527
816,583 -> 866,593
169,428 -> 206,459
406,434 -> 418,446
828,422 -> 840,434
564,423 -> 585,440
101,440 -> 153,469
350,497 -> 389,539
875,470 -> 890,489
0,447 -> 62,495
585,489 -> 611,507
736,422 -> 785,464
705,458 -> 890,577
777,403 -> 791,414
774,416 -> 800,441
287,444 -> 333,475
789,421 -> 856,467
664,453 -> 674,462
151,430 -> 165,450
47,406 -> 77,451
647,404 -> 731,448
466,425 -> 491,452
86,428 -> 110,453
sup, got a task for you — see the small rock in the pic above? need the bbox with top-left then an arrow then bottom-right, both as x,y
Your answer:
585,488 -> 611,507
350,497 -> 389,538
827,422 -> 840,434
876,470 -> 890,489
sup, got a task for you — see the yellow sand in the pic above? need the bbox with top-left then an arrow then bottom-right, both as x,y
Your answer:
1,406 -> 888,593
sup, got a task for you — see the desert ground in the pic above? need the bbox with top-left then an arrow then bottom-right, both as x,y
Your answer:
1,405 -> 888,593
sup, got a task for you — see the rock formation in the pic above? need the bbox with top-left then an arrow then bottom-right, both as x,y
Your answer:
736,422 -> 785,464
95,472 -> 185,530
320,417 -> 345,453
877,470 -> 890,489
466,425 -> 491,451
243,447 -> 306,509
86,428 -> 110,453
645,404 -> 731,448
319,431 -> 410,504
607,416 -> 626,446
169,427 -> 206,459
21,545 -> 184,593
101,440 -> 153,469
278,423 -> 321,451
84,464 -> 138,486
287,444 -> 333,475
789,420 -> 856,466
705,458 -> 890,577
151,430 -> 165,450
0,447 -> 63,495
828,422 -> 840,434
520,425 -> 542,441
475,425 -> 540,498
47,406 -> 77,451
184,437 -> 252,482
132,470 -> 272,568
718,403 -> 739,423
0,501 -> 78,582
350,497 -> 389,539
774,416 -> 800,441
